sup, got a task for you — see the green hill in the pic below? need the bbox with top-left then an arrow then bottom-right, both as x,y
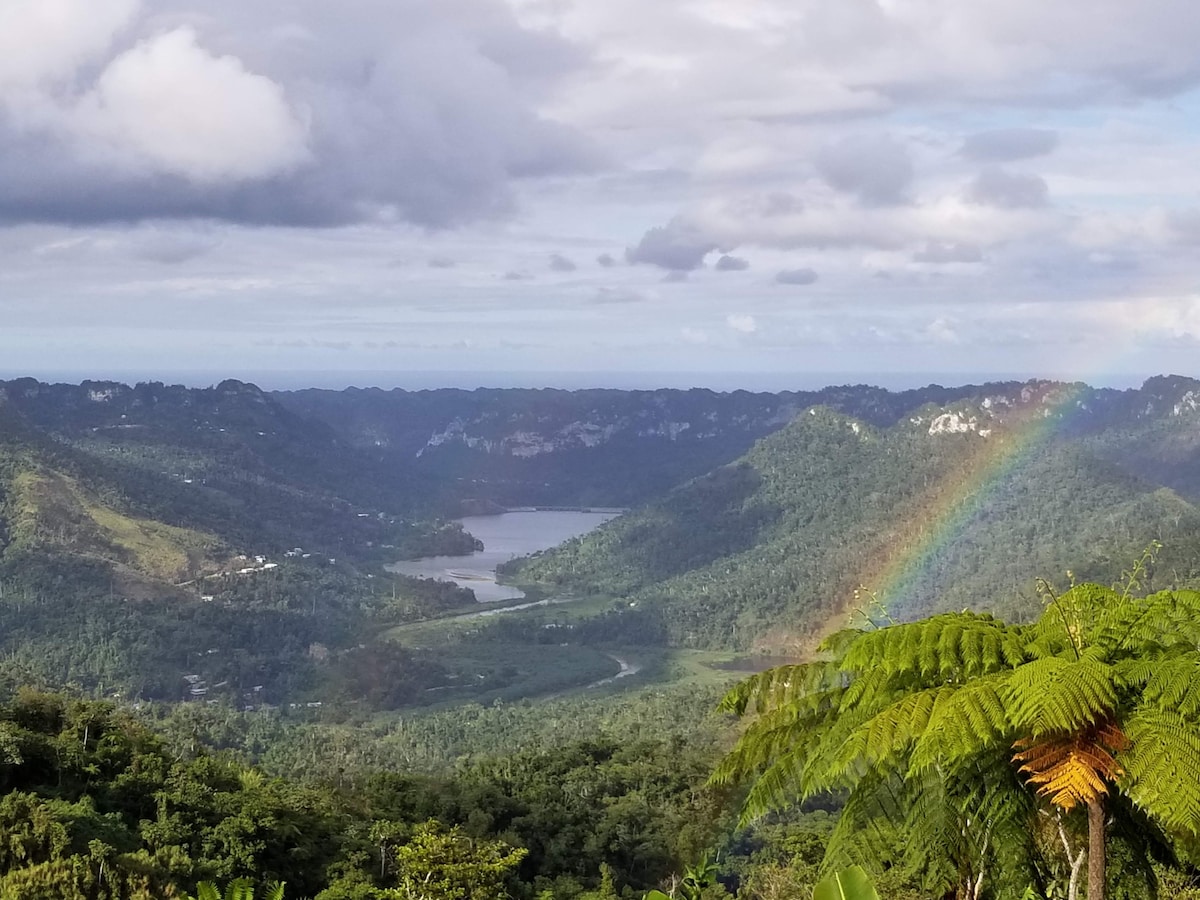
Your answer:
504,381 -> 1200,651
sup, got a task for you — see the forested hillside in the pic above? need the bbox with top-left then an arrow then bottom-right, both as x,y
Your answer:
275,382 -> 993,507
6,374 -> 1200,717
506,378 -> 1200,650
0,689 -> 739,899
4,374 -> 1200,897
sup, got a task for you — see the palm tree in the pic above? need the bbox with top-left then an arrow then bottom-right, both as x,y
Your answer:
711,555 -> 1200,900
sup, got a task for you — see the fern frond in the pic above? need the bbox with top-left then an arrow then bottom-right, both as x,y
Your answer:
709,693 -> 839,787
1137,652 -> 1200,716
832,687 -> 954,777
821,772 -> 908,875
1095,589 -> 1200,656
1050,583 -> 1121,648
1122,707 -> 1200,835
1006,656 -> 1117,737
837,664 -> 896,712
908,674 -> 1014,773
839,613 -> 1024,682
717,662 -> 839,716
737,708 -> 877,819
899,768 -> 963,894
1013,719 -> 1128,810
818,627 -> 866,657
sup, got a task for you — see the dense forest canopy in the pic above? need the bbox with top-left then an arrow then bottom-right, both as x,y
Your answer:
3,375 -> 1200,896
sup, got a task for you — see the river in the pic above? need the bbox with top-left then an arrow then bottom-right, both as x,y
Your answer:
386,509 -> 620,602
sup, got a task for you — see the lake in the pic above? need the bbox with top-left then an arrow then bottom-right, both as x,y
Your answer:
387,510 -> 620,602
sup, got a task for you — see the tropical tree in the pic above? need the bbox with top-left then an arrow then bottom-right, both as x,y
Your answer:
711,554 -> 1200,900
391,819 -> 527,900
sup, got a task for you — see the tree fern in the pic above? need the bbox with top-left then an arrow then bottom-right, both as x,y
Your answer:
1013,720 -> 1128,810
908,675 -> 1012,774
1121,707 -> 1200,835
712,561 -> 1200,900
1133,653 -> 1200,715
1005,656 -> 1118,737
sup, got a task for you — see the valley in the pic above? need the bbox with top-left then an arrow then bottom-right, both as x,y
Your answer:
5,374 -> 1200,897
6,374 -> 1200,715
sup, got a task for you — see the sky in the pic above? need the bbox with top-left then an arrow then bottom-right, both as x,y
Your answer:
3,0 -> 1200,391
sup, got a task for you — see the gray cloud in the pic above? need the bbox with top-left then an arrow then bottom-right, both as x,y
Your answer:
590,286 -> 646,304
661,270 -> 689,283
549,252 -> 577,272
775,268 -> 819,285
715,254 -> 750,271
428,256 -> 456,268
960,128 -> 1059,162
814,134 -> 913,206
968,168 -> 1049,208
913,241 -> 984,264
763,192 -> 804,216
625,217 -> 717,271
130,230 -> 222,264
1167,209 -> 1200,242
596,253 -> 617,267
503,270 -> 531,280
0,0 -> 597,228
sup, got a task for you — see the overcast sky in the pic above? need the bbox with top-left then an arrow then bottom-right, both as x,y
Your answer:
3,0 -> 1200,390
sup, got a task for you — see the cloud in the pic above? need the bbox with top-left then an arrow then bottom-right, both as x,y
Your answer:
503,270 -> 532,280
680,327 -> 709,344
591,286 -> 647,304
428,256 -> 456,268
913,241 -> 983,264
715,254 -> 750,271
549,252 -> 577,272
775,268 -> 819,286
74,28 -> 309,182
130,229 -> 222,264
762,193 -> 804,217
1166,209 -> 1200,243
967,167 -> 1049,209
0,0 -> 596,227
960,128 -> 1059,162
814,134 -> 913,206
0,0 -> 138,90
596,253 -> 617,267
726,314 -> 757,333
924,318 -> 960,344
661,270 -> 689,282
625,216 -> 717,271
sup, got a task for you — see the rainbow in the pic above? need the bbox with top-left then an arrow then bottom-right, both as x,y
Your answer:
840,380 -> 1095,629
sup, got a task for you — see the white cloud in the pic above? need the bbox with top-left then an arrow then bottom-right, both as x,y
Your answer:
726,314 -> 757,333
75,28 -> 309,182
0,0 -> 138,91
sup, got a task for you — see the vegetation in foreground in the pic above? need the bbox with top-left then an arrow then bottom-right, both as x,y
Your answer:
716,551 -> 1200,900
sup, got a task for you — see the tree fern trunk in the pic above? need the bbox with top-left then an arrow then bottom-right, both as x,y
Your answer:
1087,797 -> 1105,900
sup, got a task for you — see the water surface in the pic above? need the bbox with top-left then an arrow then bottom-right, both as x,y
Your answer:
388,510 -> 618,602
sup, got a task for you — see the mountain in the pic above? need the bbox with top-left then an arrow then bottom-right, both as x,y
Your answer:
275,382 -> 994,507
0,378 -> 475,573
6,372 -> 1200,701
503,377 -> 1200,652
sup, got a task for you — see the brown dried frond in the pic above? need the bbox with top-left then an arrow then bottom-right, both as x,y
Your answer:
1013,719 -> 1130,810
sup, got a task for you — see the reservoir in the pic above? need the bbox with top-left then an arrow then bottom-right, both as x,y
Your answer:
387,509 -> 620,602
